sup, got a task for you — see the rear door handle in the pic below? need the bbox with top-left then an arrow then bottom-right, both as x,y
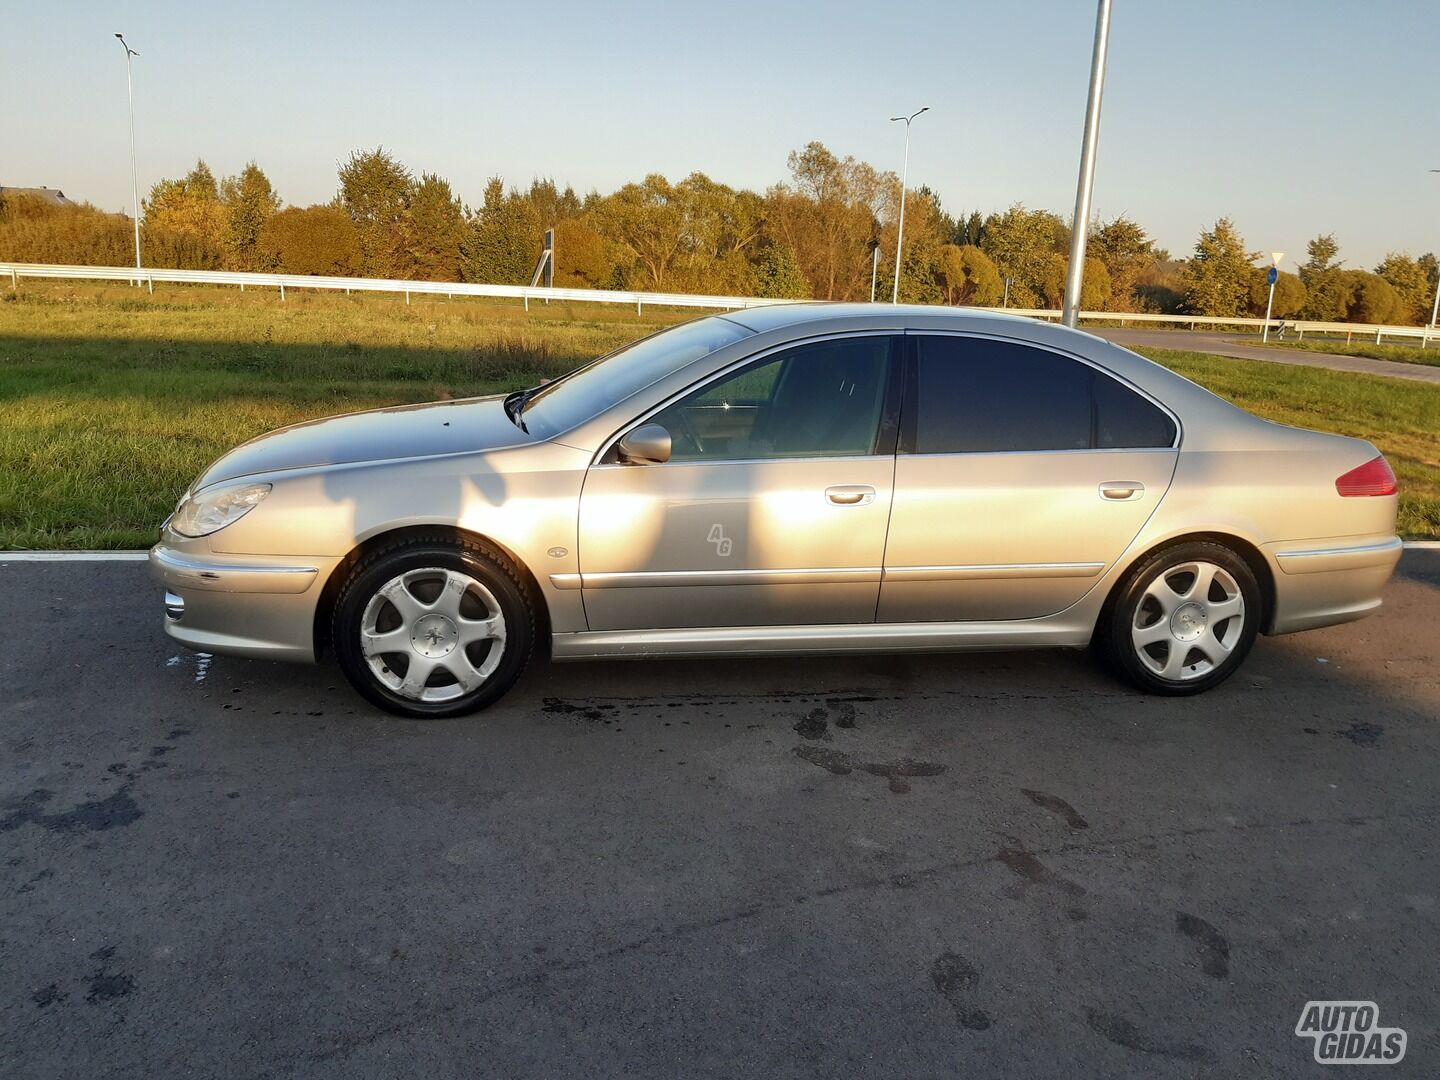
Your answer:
1099,481 -> 1144,501
825,485 -> 875,506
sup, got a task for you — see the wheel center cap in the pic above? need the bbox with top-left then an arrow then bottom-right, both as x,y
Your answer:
1170,601 -> 1207,642
411,613 -> 458,658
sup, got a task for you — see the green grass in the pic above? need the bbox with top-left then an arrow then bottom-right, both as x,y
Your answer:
1242,336 -> 1440,367
1,281 -> 1436,546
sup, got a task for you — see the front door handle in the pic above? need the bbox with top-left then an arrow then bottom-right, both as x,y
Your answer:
825,485 -> 875,506
1099,481 -> 1145,501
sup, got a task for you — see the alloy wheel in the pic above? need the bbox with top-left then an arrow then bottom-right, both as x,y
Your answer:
359,567 -> 507,703
1130,560 -> 1246,683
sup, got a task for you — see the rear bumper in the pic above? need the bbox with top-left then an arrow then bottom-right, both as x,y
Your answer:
1266,535 -> 1402,635
150,540 -> 336,663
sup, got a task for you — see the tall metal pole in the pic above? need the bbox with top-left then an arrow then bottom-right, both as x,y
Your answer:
1262,277 -> 1277,343
869,242 -> 879,302
1428,273 -> 1439,350
1426,171 -> 1440,348
889,107 -> 928,304
1061,0 -> 1112,328
116,34 -> 142,277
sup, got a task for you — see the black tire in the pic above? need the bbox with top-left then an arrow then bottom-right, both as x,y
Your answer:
1098,541 -> 1262,696
331,535 -> 535,718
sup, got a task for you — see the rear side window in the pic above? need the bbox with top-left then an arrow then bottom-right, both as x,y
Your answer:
908,336 -> 1175,454
1093,368 -> 1177,448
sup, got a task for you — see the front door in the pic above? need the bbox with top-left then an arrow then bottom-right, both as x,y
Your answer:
578,335 -> 901,631
879,333 -> 1180,622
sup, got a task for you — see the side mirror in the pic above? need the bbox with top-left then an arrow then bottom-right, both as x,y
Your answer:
616,423 -> 672,465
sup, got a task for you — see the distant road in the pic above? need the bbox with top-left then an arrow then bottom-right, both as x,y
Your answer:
1092,327 -> 1440,385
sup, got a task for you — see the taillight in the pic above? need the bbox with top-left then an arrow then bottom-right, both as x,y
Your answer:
1336,455 -> 1398,497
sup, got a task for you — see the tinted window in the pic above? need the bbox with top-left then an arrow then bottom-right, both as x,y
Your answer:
521,316 -> 751,438
912,337 -> 1090,453
647,337 -> 892,462
909,337 -> 1175,453
1094,370 -> 1176,448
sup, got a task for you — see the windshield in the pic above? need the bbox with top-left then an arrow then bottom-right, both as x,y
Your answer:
520,316 -> 752,439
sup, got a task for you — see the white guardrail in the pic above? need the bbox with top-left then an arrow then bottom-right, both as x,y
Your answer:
2,261 -> 1435,344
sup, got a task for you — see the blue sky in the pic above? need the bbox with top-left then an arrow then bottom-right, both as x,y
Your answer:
5,0 -> 1438,267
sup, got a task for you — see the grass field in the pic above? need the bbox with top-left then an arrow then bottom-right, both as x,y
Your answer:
2,282 -> 1437,547
1247,337 -> 1440,367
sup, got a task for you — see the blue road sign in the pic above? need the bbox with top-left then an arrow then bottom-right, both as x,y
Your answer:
1267,266 -> 1279,285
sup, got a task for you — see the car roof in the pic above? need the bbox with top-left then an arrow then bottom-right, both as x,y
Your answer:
722,302 -> 1036,334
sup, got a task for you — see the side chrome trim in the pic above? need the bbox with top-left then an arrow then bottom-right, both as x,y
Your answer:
150,546 -> 319,594
552,563 -> 1104,591
553,567 -> 883,590
882,562 -> 1105,581
1273,536 -> 1404,576
551,618 -> 1093,659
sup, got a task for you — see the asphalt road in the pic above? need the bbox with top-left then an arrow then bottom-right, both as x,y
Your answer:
3,554 -> 1438,1079
1091,328 -> 1440,385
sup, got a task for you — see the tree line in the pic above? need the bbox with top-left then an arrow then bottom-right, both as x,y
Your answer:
1,144 -> 1435,324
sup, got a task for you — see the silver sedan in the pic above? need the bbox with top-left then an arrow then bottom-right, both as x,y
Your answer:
151,304 -> 1402,717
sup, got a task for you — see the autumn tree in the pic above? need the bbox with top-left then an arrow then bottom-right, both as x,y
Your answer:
219,162 -> 280,271
552,218 -> 613,288
1040,255 -> 1111,310
1247,268 -> 1307,318
765,142 -> 891,300
257,205 -> 360,275
405,174 -> 467,282
143,159 -> 228,266
753,241 -> 810,298
0,194 -> 133,265
938,244 -> 1002,306
1374,253 -> 1433,325
1088,215 -> 1157,310
979,205 -> 1067,308
590,174 -> 687,289
1298,234 -> 1345,321
1182,218 -> 1257,316
462,178 -> 542,285
1340,271 -> 1403,323
337,147 -> 413,277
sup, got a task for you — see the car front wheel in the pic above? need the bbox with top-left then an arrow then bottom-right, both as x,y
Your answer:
1100,541 -> 1261,696
332,536 -> 535,717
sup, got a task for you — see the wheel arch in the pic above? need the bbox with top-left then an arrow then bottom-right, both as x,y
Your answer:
1095,530 -> 1278,642
312,524 -> 551,658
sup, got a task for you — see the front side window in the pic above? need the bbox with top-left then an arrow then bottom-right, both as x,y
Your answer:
645,336 -> 894,462
908,336 -> 1175,454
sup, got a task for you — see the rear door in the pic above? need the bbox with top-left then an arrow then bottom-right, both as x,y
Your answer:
878,333 -> 1179,622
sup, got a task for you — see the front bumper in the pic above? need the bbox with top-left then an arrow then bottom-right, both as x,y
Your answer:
1266,535 -> 1403,635
150,539 -> 339,663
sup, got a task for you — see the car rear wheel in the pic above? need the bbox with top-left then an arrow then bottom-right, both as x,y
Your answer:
1099,541 -> 1261,695
332,537 -> 535,718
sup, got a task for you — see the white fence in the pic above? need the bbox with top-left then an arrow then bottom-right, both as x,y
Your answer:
2,261 -> 1434,345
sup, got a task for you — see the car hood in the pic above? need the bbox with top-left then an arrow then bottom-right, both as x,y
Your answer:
195,395 -> 534,489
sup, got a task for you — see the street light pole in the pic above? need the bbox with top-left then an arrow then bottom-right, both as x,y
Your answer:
1061,0 -> 1112,328
889,106 -> 928,304
115,33 -> 142,279
1427,170 -> 1440,348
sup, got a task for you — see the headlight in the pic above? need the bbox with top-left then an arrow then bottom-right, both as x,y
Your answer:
169,482 -> 272,537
